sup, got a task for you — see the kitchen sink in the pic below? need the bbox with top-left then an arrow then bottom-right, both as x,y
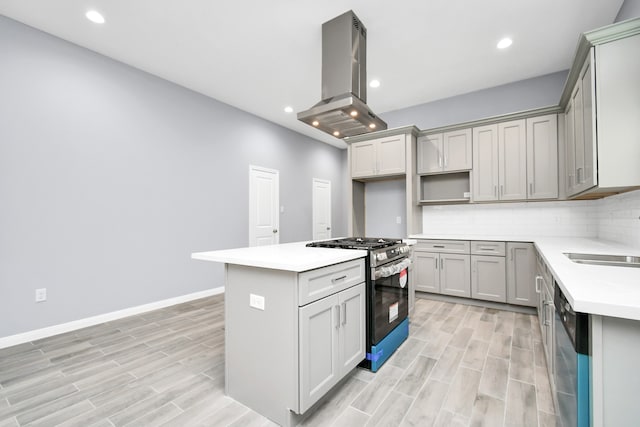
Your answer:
564,253 -> 640,268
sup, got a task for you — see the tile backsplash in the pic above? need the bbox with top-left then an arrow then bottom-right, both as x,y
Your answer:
421,189 -> 640,249
595,190 -> 640,249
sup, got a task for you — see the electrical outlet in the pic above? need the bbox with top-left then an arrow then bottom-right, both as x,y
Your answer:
396,216 -> 402,224
249,293 -> 265,310
35,288 -> 47,302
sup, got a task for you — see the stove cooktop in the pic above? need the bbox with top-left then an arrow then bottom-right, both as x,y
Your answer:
306,237 -> 402,250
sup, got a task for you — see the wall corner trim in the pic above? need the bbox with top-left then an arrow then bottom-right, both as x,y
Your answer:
0,287 -> 225,349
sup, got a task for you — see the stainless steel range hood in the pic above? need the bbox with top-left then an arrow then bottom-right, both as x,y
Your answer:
297,11 -> 387,139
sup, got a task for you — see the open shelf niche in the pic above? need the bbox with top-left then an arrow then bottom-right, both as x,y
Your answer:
418,171 -> 471,204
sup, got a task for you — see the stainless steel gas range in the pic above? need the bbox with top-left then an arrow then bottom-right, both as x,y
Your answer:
306,237 -> 411,371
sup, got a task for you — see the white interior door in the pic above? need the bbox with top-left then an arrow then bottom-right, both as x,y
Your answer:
312,178 -> 331,240
249,165 -> 279,246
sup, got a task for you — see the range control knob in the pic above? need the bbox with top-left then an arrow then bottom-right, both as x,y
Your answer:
399,246 -> 410,253
376,253 -> 388,261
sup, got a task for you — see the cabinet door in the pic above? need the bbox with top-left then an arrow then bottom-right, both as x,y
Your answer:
565,101 -> 577,195
299,294 -> 339,413
471,255 -> 506,302
498,120 -> 527,200
571,76 -> 585,195
417,134 -> 443,174
350,140 -> 377,178
440,254 -> 471,298
527,115 -> 558,200
414,251 -> 440,293
443,129 -> 472,171
472,124 -> 499,201
577,52 -> 597,193
339,283 -> 366,376
506,243 -> 536,307
377,135 -> 406,176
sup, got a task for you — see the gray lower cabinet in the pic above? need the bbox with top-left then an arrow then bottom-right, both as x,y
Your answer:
471,255 -> 506,302
440,254 -> 471,298
506,242 -> 537,307
414,251 -> 440,293
535,250 -> 555,383
299,282 -> 365,413
414,248 -> 471,297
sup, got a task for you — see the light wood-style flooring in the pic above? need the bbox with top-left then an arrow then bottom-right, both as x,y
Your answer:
0,295 -> 556,426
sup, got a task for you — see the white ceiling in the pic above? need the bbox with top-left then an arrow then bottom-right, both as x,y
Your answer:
0,0 -> 624,148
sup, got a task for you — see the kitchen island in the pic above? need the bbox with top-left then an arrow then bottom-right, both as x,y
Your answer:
192,241 -> 367,427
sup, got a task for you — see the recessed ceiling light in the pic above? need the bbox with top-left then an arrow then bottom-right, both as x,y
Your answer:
333,131 -> 340,137
350,110 -> 358,117
369,79 -> 381,88
284,106 -> 293,113
369,123 -> 376,129
497,37 -> 512,49
312,120 -> 319,127
86,10 -> 105,24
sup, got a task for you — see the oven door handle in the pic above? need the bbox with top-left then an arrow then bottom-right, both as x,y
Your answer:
373,258 -> 412,280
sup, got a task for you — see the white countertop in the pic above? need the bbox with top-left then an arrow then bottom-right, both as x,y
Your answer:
192,241 -> 367,272
410,233 -> 640,321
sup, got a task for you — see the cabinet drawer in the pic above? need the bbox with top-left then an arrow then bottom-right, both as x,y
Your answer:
298,259 -> 365,306
471,241 -> 506,256
416,240 -> 470,254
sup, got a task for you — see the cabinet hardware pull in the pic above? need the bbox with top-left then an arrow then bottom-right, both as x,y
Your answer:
444,155 -> 448,168
273,229 -> 278,234
332,275 -> 347,283
440,258 -> 444,269
479,247 -> 493,250
535,276 -> 542,293
510,248 -> 514,261
433,245 -> 445,248
438,156 -> 442,168
529,182 -> 533,196
435,257 -> 438,269
341,302 -> 347,325
577,167 -> 583,183
326,226 -> 331,230
500,185 -> 504,197
335,305 -> 341,329
494,186 -> 497,197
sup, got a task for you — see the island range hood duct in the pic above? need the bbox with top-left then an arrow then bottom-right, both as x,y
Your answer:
297,10 -> 387,139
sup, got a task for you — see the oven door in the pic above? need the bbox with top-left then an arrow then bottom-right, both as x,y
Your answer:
370,258 -> 411,345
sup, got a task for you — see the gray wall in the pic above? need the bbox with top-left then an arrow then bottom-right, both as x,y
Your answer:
380,71 -> 568,130
0,16 -> 346,338
616,0 -> 640,21
364,179 -> 407,238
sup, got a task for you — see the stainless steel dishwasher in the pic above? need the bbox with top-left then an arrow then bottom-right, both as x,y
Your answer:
554,283 -> 590,427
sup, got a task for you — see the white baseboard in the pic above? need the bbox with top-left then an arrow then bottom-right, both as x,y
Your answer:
0,287 -> 225,350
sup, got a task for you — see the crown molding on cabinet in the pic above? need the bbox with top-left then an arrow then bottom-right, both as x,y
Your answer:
558,17 -> 640,108
343,125 -> 420,145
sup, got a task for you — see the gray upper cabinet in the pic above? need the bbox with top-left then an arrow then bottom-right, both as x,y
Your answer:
471,254 -> 506,303
498,120 -> 527,201
565,52 -> 597,197
351,135 -> 406,179
506,242 -> 536,307
474,117 -> 554,202
417,129 -> 472,174
562,31 -> 640,198
472,124 -> 499,201
526,115 -> 558,200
